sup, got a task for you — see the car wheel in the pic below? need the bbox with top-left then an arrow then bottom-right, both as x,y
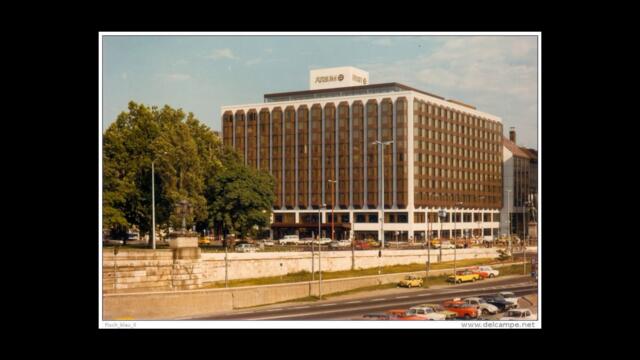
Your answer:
489,274 -> 495,278
464,314 -> 470,320
472,278 -> 476,282
482,309 -> 488,315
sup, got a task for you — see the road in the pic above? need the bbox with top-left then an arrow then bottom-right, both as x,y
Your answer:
193,276 -> 537,321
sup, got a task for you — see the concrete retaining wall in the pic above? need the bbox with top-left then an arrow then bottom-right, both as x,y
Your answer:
102,261 -> 525,320
102,247 -> 535,294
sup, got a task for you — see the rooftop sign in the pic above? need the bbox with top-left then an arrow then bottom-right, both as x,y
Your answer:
309,66 -> 369,90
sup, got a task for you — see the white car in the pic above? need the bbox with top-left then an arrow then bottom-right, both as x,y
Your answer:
279,235 -> 300,245
312,237 -> 332,245
407,306 -> 447,320
500,308 -> 535,320
462,297 -> 499,315
440,241 -> 455,249
236,244 -> 258,253
329,240 -> 352,248
497,292 -> 519,308
473,266 -> 500,278
261,239 -> 275,246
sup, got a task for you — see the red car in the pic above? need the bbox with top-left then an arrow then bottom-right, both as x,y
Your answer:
355,240 -> 371,250
468,268 -> 490,279
442,300 -> 478,319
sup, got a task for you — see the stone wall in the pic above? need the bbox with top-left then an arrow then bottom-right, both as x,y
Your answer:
102,261 -> 526,320
102,247 -> 532,294
103,249 -> 204,294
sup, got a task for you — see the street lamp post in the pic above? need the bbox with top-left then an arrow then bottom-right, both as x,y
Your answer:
438,209 -> 446,263
319,203 -> 326,299
151,151 -> 167,250
328,180 -> 337,241
372,140 -> 394,258
453,202 -> 463,284
506,189 -> 512,256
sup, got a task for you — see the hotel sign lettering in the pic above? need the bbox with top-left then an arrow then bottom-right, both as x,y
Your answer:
314,73 -> 368,85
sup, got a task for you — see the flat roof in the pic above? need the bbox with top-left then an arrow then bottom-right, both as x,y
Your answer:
264,82 -> 446,102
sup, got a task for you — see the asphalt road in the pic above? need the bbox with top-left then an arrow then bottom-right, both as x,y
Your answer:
193,276 -> 537,321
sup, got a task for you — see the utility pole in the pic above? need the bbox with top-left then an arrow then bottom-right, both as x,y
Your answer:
453,202 -> 463,285
328,179 -> 337,241
224,244 -> 228,288
151,160 -> 156,250
311,230 -> 315,282
372,140 -> 393,274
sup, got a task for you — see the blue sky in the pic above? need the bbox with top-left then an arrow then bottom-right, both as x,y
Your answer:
102,35 -> 538,149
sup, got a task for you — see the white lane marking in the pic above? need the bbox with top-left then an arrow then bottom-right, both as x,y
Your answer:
245,285 -> 538,320
291,306 -> 310,309
396,295 -> 410,299
345,301 -> 361,304
318,303 -> 336,307
372,298 -> 386,301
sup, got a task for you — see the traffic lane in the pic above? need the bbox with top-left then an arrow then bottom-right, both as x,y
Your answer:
196,276 -> 534,320
251,285 -> 537,320
196,276 -> 536,320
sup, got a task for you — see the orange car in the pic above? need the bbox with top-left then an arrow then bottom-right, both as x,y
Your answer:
442,300 -> 479,319
385,309 -> 424,320
469,268 -> 490,279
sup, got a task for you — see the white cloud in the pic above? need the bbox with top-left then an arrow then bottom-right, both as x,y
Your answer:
359,36 -> 538,147
162,73 -> 191,81
245,58 -> 262,66
206,48 -> 238,60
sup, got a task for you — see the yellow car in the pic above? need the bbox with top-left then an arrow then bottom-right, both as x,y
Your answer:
198,237 -> 211,245
399,275 -> 424,288
447,269 -> 481,284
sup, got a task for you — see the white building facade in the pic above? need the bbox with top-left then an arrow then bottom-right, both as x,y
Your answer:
222,68 -> 504,244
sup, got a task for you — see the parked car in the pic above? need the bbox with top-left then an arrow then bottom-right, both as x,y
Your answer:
329,240 -> 352,249
361,312 -> 390,320
312,237 -> 332,245
406,305 -> 447,320
419,304 -> 457,319
440,241 -> 455,249
469,265 -> 500,278
354,240 -> 371,250
500,308 -> 535,320
260,239 -> 275,246
398,275 -> 424,288
279,235 -> 300,245
442,300 -> 479,319
384,309 -> 423,320
480,295 -> 516,312
462,297 -> 499,315
497,291 -> 519,308
447,269 -> 481,283
236,244 -> 258,253
198,237 -> 211,245
299,237 -> 314,245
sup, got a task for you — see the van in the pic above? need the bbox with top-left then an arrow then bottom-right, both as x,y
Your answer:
279,235 -> 300,245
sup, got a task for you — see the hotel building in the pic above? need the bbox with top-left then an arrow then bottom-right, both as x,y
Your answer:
222,67 -> 504,243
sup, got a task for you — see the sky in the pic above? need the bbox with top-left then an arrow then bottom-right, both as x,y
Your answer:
102,34 -> 538,149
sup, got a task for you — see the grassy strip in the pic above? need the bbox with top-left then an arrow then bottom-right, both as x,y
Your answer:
201,257 -> 515,289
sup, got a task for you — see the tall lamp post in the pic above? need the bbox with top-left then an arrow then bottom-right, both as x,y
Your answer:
151,151 -> 168,250
453,201 -> 463,284
438,209 -> 446,262
328,179 -> 337,241
372,140 -> 394,252
318,203 -> 326,299
506,189 -> 512,255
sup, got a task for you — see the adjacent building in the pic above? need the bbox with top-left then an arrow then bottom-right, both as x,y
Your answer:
222,67 -> 504,243
500,128 -> 537,242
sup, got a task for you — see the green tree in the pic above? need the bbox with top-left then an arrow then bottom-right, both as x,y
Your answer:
103,102 -> 220,239
206,147 -> 275,240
